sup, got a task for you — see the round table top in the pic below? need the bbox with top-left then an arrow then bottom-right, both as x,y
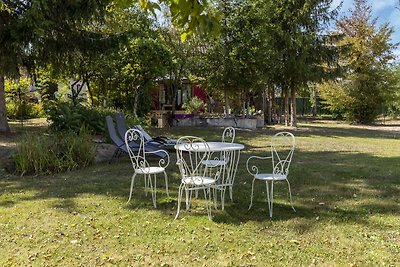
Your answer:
175,141 -> 245,152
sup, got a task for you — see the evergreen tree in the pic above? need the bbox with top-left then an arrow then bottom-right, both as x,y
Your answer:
323,0 -> 397,123
263,0 -> 341,127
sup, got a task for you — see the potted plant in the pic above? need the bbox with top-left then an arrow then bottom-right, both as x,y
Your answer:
182,96 -> 205,117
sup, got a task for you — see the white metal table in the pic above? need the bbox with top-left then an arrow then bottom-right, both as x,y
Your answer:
175,141 -> 245,209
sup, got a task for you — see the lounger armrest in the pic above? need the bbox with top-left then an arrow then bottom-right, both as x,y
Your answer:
153,136 -> 176,145
145,140 -> 164,146
246,155 -> 272,176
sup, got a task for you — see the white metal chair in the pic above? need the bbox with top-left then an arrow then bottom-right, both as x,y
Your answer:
125,128 -> 170,208
201,127 -> 236,210
246,132 -> 296,218
175,136 -> 220,220
202,127 -> 235,168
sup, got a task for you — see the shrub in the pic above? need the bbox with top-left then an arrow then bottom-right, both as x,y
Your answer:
5,77 -> 46,119
13,129 -> 95,176
45,101 -> 113,135
6,99 -> 45,119
182,96 -> 205,115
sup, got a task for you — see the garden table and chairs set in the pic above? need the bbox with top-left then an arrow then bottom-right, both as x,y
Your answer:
106,113 -> 296,220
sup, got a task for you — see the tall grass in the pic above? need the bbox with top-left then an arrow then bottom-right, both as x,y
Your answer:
13,129 -> 95,175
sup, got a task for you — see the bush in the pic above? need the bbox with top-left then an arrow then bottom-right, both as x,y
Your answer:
182,96 -> 205,114
13,129 -> 95,176
6,100 -> 45,119
45,101 -> 113,135
5,77 -> 46,119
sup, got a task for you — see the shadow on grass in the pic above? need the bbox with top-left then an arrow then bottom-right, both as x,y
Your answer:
0,123 -> 399,232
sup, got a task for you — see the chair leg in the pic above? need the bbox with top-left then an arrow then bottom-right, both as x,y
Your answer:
213,187 -> 218,210
204,187 -> 212,221
229,185 -> 233,201
163,171 -> 169,197
221,187 -> 226,211
286,179 -> 296,212
144,174 -> 148,196
147,174 -> 153,198
266,180 -> 274,218
185,187 -> 191,211
175,183 -> 184,220
127,173 -> 137,203
248,177 -> 256,210
151,174 -> 157,208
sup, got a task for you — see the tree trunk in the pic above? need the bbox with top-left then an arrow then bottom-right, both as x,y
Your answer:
312,87 -> 317,117
290,81 -> 297,127
70,80 -> 81,106
242,99 -> 246,119
262,89 -> 266,120
271,86 -> 276,124
284,88 -> 289,126
246,98 -> 250,118
0,75 -> 11,134
133,91 -> 139,119
278,87 -> 284,124
224,87 -> 229,117
86,79 -> 94,107
171,79 -> 177,116
267,87 -> 272,124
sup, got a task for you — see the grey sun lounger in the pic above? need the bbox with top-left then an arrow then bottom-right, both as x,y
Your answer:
106,115 -> 167,163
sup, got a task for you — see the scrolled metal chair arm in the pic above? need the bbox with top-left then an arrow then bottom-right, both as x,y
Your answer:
213,169 -> 221,182
246,155 -> 272,176
145,149 -> 170,168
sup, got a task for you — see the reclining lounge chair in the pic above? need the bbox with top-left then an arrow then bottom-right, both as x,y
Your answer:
106,115 -> 167,163
114,112 -> 176,148
134,125 -> 177,148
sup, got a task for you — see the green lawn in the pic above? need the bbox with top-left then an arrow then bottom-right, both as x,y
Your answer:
0,120 -> 399,266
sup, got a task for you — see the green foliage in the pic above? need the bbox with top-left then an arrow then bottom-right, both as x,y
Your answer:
129,0 -> 220,40
5,77 -> 45,119
197,0 -> 341,123
0,0 -> 220,133
333,0 -> 397,123
182,96 -> 205,114
45,102 -> 112,135
88,7 -> 169,116
200,1 -> 265,96
34,68 -> 59,101
385,63 -> 400,118
317,80 -> 348,119
6,101 -> 44,119
13,129 -> 95,175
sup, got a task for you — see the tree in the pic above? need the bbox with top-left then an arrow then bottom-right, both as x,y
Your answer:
386,63 -> 400,117
0,0 -> 112,133
320,0 -> 397,123
118,37 -> 170,117
131,0 -> 220,40
261,0 -> 341,127
199,0 -> 265,118
0,0 -> 218,133
158,24 -> 195,116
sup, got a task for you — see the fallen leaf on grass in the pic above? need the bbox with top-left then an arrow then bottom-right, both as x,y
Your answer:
289,239 -> 301,245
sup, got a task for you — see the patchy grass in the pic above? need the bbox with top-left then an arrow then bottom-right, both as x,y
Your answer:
0,119 -> 399,266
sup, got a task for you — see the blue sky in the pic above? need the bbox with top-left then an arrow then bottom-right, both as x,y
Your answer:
331,0 -> 400,58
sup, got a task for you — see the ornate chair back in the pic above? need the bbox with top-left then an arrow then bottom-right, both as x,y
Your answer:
222,127 -> 235,143
271,132 -> 295,177
176,136 -> 212,183
125,128 -> 149,173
